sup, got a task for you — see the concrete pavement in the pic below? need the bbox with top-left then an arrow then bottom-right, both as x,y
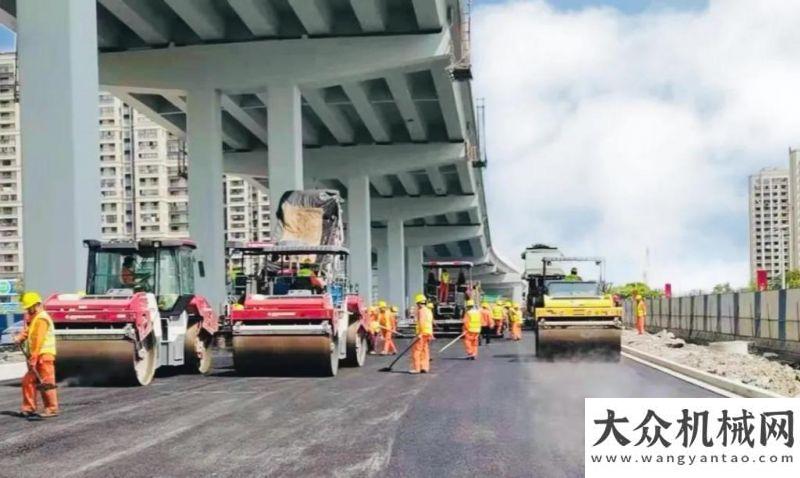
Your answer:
0,333 -> 717,478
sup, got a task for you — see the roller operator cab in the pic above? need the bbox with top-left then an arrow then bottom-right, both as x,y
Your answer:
422,261 -> 478,333
522,244 -> 565,323
44,239 -> 219,386
227,243 -> 368,377
533,256 -> 622,360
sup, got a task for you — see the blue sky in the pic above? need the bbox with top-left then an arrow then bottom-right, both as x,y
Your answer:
472,0 -> 800,291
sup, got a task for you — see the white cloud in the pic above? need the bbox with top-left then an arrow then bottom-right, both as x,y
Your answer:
473,0 -> 800,293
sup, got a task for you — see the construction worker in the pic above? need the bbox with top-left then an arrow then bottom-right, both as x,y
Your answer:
297,258 -> 325,292
491,300 -> 505,336
462,300 -> 482,359
378,301 -> 397,355
509,302 -> 523,341
565,267 -> 582,282
120,256 -> 136,287
438,269 -> 450,302
479,301 -> 494,345
367,306 -> 380,354
410,294 -> 434,374
634,294 -> 647,335
14,292 -> 58,418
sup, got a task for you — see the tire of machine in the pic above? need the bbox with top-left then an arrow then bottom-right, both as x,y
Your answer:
56,333 -> 157,386
342,322 -> 367,368
133,333 -> 158,386
182,322 -> 213,374
233,335 -> 339,377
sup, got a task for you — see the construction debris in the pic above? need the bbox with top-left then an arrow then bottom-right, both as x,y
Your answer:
624,329 -> 800,397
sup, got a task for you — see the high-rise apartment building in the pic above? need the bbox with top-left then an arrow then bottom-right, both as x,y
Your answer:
0,53 -> 21,278
749,167 -> 791,282
0,53 -> 270,280
224,176 -> 271,242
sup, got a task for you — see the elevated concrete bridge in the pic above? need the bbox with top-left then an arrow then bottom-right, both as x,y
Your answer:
0,0 -> 521,314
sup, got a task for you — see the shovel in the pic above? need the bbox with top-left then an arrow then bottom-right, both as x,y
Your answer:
438,332 -> 466,354
379,335 -> 421,372
377,324 -> 413,338
17,344 -> 57,392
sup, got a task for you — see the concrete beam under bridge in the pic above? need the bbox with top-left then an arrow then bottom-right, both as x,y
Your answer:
100,32 -> 450,90
223,143 -> 466,180
371,196 -> 478,222
372,225 -> 483,248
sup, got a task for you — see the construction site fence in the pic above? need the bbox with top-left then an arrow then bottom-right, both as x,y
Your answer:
623,291 -> 800,355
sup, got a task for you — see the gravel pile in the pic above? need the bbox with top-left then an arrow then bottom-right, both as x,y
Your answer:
623,329 -> 800,397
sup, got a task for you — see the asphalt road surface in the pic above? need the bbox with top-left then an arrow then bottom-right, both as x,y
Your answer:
0,332 -> 718,478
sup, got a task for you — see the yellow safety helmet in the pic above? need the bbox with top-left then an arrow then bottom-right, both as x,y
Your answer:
414,293 -> 426,304
481,301 -> 489,308
634,294 -> 643,301
466,299 -> 475,307
378,300 -> 387,308
20,291 -> 43,310
391,306 -> 398,312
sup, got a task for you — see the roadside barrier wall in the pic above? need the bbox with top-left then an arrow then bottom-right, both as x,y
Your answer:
624,290 -> 800,356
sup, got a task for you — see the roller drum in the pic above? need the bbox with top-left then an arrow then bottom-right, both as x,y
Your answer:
55,337 -> 157,386
536,327 -> 620,361
233,335 -> 338,376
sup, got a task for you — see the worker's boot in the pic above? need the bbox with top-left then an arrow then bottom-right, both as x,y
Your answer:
39,410 -> 59,419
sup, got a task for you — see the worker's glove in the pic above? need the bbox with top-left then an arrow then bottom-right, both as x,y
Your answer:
13,335 -> 23,345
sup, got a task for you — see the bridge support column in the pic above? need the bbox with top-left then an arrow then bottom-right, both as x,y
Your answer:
374,236 -> 389,302
18,0 -> 101,295
267,84 -> 303,230
406,246 -> 424,301
187,89 -> 226,313
347,175 -> 372,305
387,219 -> 406,318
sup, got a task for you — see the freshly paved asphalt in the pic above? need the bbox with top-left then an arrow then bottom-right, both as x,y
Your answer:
0,332 -> 718,478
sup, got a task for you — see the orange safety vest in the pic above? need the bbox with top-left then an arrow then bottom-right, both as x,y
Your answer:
464,309 -> 482,333
416,306 -> 433,336
378,310 -> 393,330
480,308 -> 493,327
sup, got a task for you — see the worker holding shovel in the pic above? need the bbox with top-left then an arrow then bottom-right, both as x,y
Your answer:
462,300 -> 482,360
14,291 -> 59,419
409,294 -> 434,374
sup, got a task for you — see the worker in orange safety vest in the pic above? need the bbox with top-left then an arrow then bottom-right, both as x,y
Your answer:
367,306 -> 380,354
634,294 -> 647,335
378,302 -> 397,355
509,302 -> 523,341
410,294 -> 434,374
462,300 -> 482,359
14,291 -> 59,418
479,301 -> 494,345
491,300 -> 505,336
